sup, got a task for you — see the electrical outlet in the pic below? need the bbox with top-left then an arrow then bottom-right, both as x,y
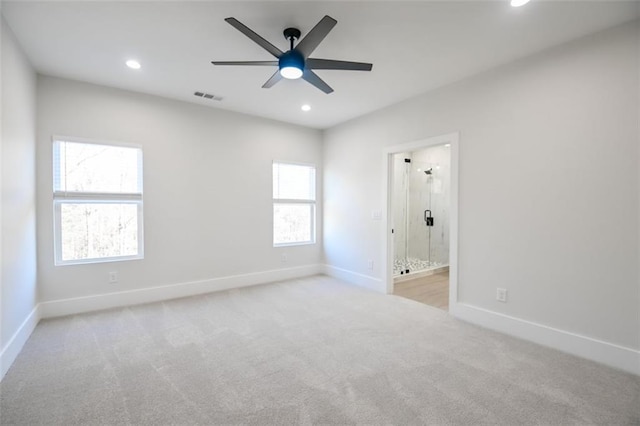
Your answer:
496,288 -> 507,303
281,253 -> 287,263
367,259 -> 374,270
371,210 -> 382,220
108,271 -> 119,283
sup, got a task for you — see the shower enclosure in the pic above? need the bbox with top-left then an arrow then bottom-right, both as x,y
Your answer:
392,145 -> 450,277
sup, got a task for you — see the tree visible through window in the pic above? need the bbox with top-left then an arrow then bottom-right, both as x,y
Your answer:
53,139 -> 143,265
273,162 -> 316,246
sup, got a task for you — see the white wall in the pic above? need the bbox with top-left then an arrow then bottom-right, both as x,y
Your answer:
1,16 -> 38,377
324,21 -> 639,355
37,76 -> 322,305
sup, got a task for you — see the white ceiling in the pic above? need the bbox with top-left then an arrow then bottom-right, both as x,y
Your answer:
2,1 -> 638,129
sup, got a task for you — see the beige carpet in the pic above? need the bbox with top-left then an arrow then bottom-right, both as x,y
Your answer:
1,275 -> 638,425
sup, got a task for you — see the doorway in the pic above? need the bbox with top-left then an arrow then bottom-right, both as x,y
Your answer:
383,133 -> 459,311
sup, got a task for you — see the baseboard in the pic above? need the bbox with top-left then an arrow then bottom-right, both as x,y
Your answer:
451,302 -> 640,376
40,264 -> 323,319
323,264 -> 384,292
0,305 -> 40,381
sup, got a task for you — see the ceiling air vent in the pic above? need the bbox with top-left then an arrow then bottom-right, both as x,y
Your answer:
194,91 -> 223,101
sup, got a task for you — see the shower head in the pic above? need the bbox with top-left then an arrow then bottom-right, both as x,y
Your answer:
424,168 -> 433,175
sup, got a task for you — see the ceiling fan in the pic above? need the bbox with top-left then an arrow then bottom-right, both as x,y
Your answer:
211,15 -> 373,94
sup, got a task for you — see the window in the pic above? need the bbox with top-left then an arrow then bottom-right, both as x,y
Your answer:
273,162 -> 316,246
53,138 -> 143,265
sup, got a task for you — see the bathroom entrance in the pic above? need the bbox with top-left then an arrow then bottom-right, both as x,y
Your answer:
386,138 -> 455,311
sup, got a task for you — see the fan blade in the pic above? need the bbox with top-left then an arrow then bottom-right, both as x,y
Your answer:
302,69 -> 334,94
212,61 -> 278,66
307,58 -> 373,71
225,17 -> 283,58
262,70 -> 283,88
295,15 -> 337,58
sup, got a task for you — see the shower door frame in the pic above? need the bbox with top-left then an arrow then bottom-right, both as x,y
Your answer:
382,132 -> 459,311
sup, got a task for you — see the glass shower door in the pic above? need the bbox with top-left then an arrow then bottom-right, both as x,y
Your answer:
392,146 -> 450,277
410,157 -> 449,270
406,160 -> 433,272
392,153 -> 409,275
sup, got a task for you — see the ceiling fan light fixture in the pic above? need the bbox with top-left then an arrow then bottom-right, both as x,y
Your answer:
279,50 -> 304,80
280,67 -> 303,79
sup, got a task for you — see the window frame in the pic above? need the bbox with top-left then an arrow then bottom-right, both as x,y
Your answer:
52,136 -> 144,266
272,161 -> 317,247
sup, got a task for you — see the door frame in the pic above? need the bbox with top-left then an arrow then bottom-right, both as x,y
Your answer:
381,132 -> 459,310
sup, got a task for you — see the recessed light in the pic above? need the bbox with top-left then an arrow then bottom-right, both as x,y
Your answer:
510,0 -> 530,7
445,144 -> 450,147
301,104 -> 311,112
126,60 -> 141,70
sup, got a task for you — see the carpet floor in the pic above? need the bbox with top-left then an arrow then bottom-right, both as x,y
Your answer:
1,275 -> 638,425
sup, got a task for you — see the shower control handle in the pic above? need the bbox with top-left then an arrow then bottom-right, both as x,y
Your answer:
424,210 -> 434,227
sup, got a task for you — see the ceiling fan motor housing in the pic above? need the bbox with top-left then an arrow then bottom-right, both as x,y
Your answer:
279,50 -> 305,78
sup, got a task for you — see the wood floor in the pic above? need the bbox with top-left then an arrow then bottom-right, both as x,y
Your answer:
393,271 -> 449,311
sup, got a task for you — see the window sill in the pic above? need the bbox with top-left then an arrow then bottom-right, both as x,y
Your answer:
55,254 -> 144,266
273,241 -> 316,248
